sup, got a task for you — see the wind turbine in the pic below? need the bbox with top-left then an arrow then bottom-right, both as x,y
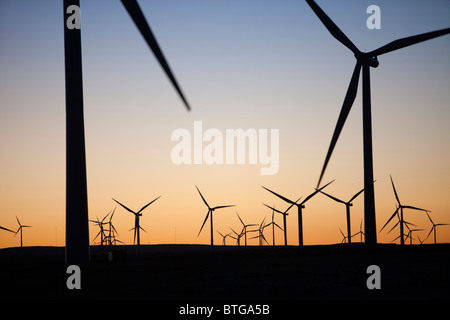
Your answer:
106,208 -> 119,246
264,206 -> 284,246
405,224 -> 425,245
306,0 -> 450,246
380,175 -> 428,245
263,202 -> 296,246
196,186 -> 235,246
351,219 -> 365,243
15,217 -> 31,248
339,228 -> 349,244
230,227 -> 244,246
262,180 -> 334,246
217,231 -> 232,246
236,212 -> 257,246
113,196 -> 160,250
250,217 -> 269,246
89,211 -> 111,246
318,185 -> 365,244
425,212 -> 449,244
63,0 -> 191,265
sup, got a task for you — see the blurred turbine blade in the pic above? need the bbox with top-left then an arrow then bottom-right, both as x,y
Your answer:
197,210 -> 210,237
120,0 -> 191,111
317,62 -> 362,188
305,0 -> 360,54
368,28 -> 450,57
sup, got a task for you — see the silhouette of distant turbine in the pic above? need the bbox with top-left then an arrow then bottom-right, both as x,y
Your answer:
217,231 -> 233,246
425,212 -> 449,244
264,206 -> 284,246
319,184 -> 367,244
263,201 -> 299,246
15,217 -> 31,248
250,217 -> 269,246
63,0 -> 191,265
89,211 -> 111,246
196,186 -> 234,246
262,180 -> 334,246
236,212 -> 257,246
113,196 -> 160,250
380,175 -> 428,245
306,0 -> 450,246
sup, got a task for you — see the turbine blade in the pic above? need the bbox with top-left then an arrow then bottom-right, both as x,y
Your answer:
305,0 -> 360,54
426,211 -> 434,224
197,210 -> 210,237
403,205 -> 428,212
368,28 -> 450,57
109,207 -> 116,221
138,195 -> 161,214
262,186 -> 296,205
0,226 -> 14,233
213,205 -> 235,210
426,227 -> 434,240
195,185 -> 210,209
348,187 -> 365,203
236,212 -> 245,226
120,0 -> 191,111
389,175 -> 401,205
304,180 -> 334,204
317,62 -> 362,188
387,221 -> 399,235
263,203 -> 287,215
112,198 -> 137,215
380,207 -> 399,232
319,190 -> 345,204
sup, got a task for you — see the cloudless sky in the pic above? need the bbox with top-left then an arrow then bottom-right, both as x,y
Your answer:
1,0 -> 449,248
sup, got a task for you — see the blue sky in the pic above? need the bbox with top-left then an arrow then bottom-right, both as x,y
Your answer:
1,1 -> 449,246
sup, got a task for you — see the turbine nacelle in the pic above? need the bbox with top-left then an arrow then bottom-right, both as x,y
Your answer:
354,52 -> 379,68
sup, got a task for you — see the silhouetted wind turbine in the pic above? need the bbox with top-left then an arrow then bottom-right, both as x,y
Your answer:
89,211 -> 111,246
306,0 -> 450,246
250,217 -> 269,246
236,212 -> 257,246
319,185 -> 366,244
380,175 -> 428,245
263,202 -> 297,246
351,219 -> 365,243
339,228 -> 349,244
262,180 -> 334,246
15,217 -> 31,248
425,212 -> 449,244
405,224 -> 425,245
264,206 -> 284,246
230,227 -> 244,246
63,0 -> 191,265
196,186 -> 234,246
113,196 -> 160,250
217,231 -> 232,246
106,208 -> 119,245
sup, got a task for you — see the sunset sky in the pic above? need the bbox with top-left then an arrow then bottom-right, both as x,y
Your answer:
1,0 -> 449,248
